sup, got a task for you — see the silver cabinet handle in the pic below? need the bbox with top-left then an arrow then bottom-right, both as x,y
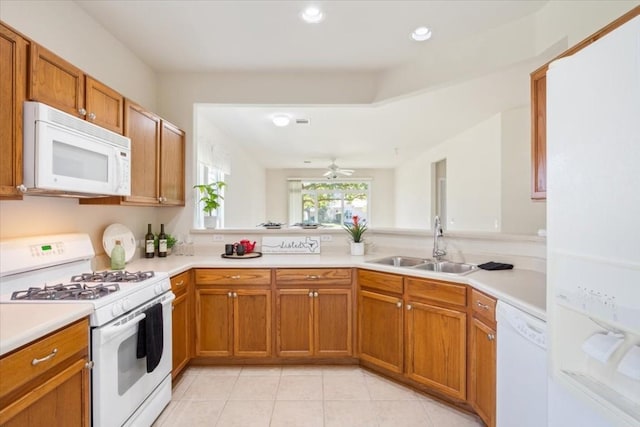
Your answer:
16,184 -> 27,193
313,291 -> 319,298
85,360 -> 94,370
407,304 -> 413,311
396,301 -> 402,308
308,291 -> 314,297
487,333 -> 496,341
175,280 -> 184,287
228,291 -> 233,297
306,275 -> 319,280
227,275 -> 241,280
78,108 -> 87,116
87,112 -> 96,120
477,301 -> 490,310
32,348 -> 58,366
233,292 -> 238,298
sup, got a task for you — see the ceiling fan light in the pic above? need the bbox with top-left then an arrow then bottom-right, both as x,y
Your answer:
272,114 -> 291,127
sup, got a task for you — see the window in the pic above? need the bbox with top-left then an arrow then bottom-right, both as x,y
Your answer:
195,163 -> 226,228
289,180 -> 370,226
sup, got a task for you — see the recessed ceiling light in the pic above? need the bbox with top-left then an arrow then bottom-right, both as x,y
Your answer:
272,114 -> 291,127
301,6 -> 324,23
411,26 -> 432,41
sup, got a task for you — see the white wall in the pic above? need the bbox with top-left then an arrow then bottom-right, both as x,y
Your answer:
0,0 -> 159,255
264,169 -> 395,227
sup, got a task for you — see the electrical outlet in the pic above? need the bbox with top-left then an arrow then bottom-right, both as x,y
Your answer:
320,235 -> 332,242
212,234 -> 224,241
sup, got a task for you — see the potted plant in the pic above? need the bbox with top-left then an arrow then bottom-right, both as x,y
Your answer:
193,181 -> 226,229
344,215 -> 367,255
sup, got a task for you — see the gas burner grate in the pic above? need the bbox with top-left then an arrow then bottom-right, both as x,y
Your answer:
11,282 -> 121,300
70,270 -> 155,283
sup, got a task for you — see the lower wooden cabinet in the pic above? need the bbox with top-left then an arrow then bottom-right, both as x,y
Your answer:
358,289 -> 404,373
195,287 -> 271,358
406,300 -> 466,400
469,289 -> 497,427
276,288 -> 352,357
171,271 -> 192,378
0,318 -> 90,426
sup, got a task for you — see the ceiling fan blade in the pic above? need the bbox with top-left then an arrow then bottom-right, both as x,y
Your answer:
339,169 -> 354,175
323,170 -> 332,177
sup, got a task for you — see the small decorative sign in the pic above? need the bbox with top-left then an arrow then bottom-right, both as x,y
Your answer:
261,236 -> 321,254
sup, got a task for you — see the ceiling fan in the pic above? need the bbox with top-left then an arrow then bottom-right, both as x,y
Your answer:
323,159 -> 354,179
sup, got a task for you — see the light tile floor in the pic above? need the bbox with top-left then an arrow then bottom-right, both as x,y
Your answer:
154,365 -> 483,427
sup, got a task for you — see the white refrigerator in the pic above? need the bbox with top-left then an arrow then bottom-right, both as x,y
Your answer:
546,15 -> 640,427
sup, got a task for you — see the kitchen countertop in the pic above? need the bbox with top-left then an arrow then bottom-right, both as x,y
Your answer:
1,252 -> 546,357
0,303 -> 93,356
121,252 -> 546,320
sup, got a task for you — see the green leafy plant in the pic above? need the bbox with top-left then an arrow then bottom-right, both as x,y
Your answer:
193,181 -> 226,215
344,215 -> 367,243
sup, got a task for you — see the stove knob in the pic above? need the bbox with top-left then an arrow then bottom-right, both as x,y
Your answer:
122,298 -> 132,312
163,281 -> 170,292
154,284 -> 163,295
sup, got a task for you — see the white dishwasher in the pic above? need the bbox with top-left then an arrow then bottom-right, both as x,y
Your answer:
496,301 -> 548,427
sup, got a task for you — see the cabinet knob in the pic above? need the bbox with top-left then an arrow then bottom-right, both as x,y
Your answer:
487,333 -> 496,341
16,184 -> 27,193
85,360 -> 94,370
396,301 -> 402,308
233,292 -> 238,298
228,291 -> 233,298
313,291 -> 319,298
306,275 -> 319,280
78,108 -> 87,116
88,112 -> 96,120
308,291 -> 314,297
407,304 -> 413,311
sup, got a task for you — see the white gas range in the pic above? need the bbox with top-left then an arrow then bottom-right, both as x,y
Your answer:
0,233 -> 174,427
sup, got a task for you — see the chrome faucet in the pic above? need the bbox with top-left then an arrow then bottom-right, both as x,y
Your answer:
432,216 -> 446,261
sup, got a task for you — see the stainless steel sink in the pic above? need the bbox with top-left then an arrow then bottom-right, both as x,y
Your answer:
411,261 -> 477,275
367,256 -> 477,275
367,256 -> 431,267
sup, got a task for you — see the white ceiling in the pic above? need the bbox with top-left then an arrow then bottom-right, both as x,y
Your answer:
76,0 -> 548,170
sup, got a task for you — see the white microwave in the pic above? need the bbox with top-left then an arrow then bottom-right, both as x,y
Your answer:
21,101 -> 131,197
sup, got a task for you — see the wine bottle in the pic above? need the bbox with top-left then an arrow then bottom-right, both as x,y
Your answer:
111,240 -> 126,270
158,224 -> 168,257
145,224 -> 155,258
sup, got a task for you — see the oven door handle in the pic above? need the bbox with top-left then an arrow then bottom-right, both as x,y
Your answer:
100,312 -> 146,345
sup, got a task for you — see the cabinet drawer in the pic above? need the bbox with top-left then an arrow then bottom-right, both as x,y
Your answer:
0,318 -> 88,400
275,268 -> 352,286
471,289 -> 497,324
195,269 -> 271,286
357,269 -> 403,295
171,270 -> 191,296
405,277 -> 466,308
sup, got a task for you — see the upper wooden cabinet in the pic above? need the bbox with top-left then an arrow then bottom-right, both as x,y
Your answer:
81,99 -> 185,206
530,6 -> 640,200
29,43 -> 124,134
0,23 -> 28,200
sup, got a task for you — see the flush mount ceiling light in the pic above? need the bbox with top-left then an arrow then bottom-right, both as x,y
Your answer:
301,6 -> 324,23
411,26 -> 432,41
272,114 -> 291,127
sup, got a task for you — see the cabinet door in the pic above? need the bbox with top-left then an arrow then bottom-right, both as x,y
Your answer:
159,120 -> 185,205
85,76 -> 124,134
315,289 -> 352,357
0,358 -> 90,426
406,301 -> 466,400
29,43 -> 84,117
530,67 -> 547,199
124,100 -> 160,205
0,24 -> 27,199
358,290 -> 403,373
195,289 -> 233,357
276,289 -> 314,357
172,291 -> 189,378
470,317 -> 496,427
233,289 -> 271,357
